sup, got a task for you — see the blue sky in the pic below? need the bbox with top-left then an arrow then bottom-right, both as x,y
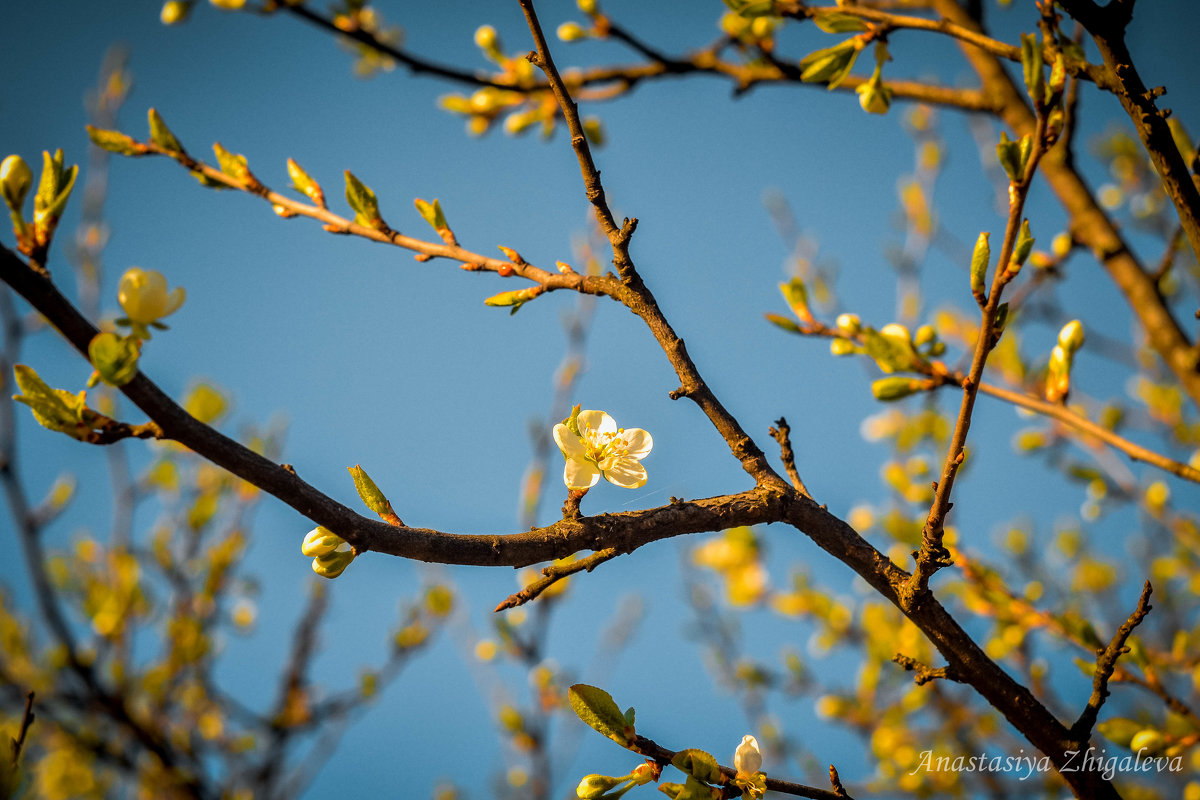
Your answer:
3,1 -> 1200,797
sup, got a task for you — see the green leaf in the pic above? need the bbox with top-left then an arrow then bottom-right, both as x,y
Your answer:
212,142 -> 250,181
88,332 -> 140,387
798,40 -> 860,88
623,706 -> 636,728
148,108 -> 185,153
348,464 -> 393,518
670,749 -> 723,784
414,198 -> 447,232
33,149 -> 78,224
86,126 -> 143,157
12,364 -> 90,437
344,170 -> 382,227
777,277 -> 813,323
1020,32 -> 1044,104
764,312 -> 802,333
812,12 -> 868,33
568,684 -> 632,746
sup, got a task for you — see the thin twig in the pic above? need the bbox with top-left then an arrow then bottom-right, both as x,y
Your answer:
1072,581 -> 1153,737
769,417 -> 812,498
629,733 -> 854,800
494,547 -> 619,612
892,653 -> 962,685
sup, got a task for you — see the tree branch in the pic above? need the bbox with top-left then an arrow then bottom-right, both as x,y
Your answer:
930,0 -> 1200,408
1071,580 -> 1153,738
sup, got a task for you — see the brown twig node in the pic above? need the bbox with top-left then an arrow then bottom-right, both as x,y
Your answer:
769,416 -> 812,499
893,653 -> 962,685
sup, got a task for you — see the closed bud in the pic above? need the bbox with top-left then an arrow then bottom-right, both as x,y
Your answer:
88,332 -> 140,387
1057,319 -> 1084,351
1,155 -> 33,213
970,231 -> 990,299
161,0 -> 190,24
497,245 -> 524,264
830,338 -> 855,356
734,735 -> 762,777
348,464 -> 394,518
576,774 -> 622,799
996,132 -> 1022,182
312,549 -> 354,579
914,325 -> 936,347
557,22 -> 588,41
835,313 -> 860,334
872,376 -> 928,402
301,526 -> 344,558
210,0 -> 246,9
577,0 -> 597,13
856,72 -> 892,115
474,24 -> 502,58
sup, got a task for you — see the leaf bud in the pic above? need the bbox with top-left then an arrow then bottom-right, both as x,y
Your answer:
1010,219 -> 1035,271
161,1 -> 191,24
835,313 -> 860,334
830,338 -> 855,356
348,464 -> 394,518
970,231 -> 990,300
557,22 -> 588,41
1057,319 -> 1084,352
872,376 -> 927,402
1,155 -> 33,213
576,774 -> 623,799
995,132 -> 1023,183
148,108 -> 185,154
88,332 -> 140,387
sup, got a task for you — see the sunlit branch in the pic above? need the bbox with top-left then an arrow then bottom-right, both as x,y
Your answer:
1071,581 -> 1152,738
909,111 -> 1051,597
494,547 -> 619,612
628,730 -> 855,800
929,0 -> 1200,408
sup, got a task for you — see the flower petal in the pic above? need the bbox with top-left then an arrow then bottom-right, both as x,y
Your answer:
552,423 -> 585,458
603,458 -> 647,489
164,286 -> 186,317
577,409 -> 615,436
619,428 -> 652,459
564,457 -> 601,490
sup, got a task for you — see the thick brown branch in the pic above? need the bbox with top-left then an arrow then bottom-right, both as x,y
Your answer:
1072,581 -> 1153,738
